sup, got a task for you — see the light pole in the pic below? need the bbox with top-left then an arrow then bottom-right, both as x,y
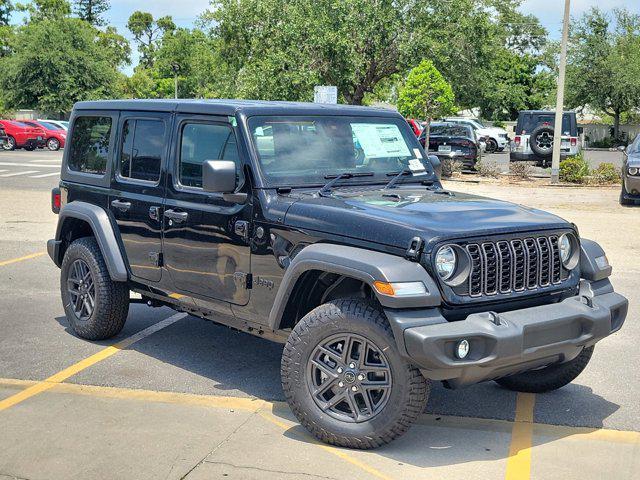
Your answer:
551,0 -> 571,183
172,63 -> 180,100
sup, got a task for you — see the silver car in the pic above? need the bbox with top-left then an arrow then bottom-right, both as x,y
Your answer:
620,137 -> 640,205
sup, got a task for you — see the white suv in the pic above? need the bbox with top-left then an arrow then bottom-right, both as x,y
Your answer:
444,117 -> 510,153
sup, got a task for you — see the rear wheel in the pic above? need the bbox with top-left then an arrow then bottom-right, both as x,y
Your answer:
2,136 -> 15,151
495,346 -> 594,393
281,298 -> 429,449
61,237 -> 129,340
485,138 -> 498,153
46,137 -> 60,151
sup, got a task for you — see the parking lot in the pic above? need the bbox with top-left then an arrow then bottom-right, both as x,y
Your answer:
0,149 -> 638,480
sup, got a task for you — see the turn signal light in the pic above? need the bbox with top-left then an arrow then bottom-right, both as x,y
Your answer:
51,187 -> 61,214
372,281 -> 427,297
514,136 -> 521,147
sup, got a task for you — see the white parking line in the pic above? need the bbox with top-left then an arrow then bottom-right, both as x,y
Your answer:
29,159 -> 62,164
0,162 -> 59,168
29,172 -> 59,178
0,170 -> 39,177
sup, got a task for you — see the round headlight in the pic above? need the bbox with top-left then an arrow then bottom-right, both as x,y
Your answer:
629,167 -> 638,176
558,234 -> 572,265
436,245 -> 457,280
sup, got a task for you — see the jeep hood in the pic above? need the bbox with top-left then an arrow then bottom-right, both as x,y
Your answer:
283,188 -> 571,252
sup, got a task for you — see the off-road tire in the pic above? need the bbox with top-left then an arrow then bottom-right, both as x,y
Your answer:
620,184 -> 634,206
495,346 -> 594,393
60,237 -> 129,340
281,298 -> 430,449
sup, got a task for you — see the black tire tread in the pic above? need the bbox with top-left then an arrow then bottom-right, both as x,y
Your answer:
281,298 -> 429,449
496,346 -> 594,393
61,237 -> 129,340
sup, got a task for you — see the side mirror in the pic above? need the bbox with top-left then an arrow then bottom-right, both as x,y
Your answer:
202,160 -> 237,194
427,154 -> 442,180
618,145 -> 627,155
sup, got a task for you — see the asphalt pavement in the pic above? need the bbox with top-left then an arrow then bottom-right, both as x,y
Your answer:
0,149 -> 637,480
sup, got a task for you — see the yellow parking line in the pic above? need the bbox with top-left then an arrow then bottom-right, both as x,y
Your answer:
0,313 -> 187,412
0,251 -> 46,267
505,392 -> 536,480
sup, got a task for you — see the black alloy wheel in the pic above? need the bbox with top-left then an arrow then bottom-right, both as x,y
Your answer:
66,258 -> 96,321
307,332 -> 392,423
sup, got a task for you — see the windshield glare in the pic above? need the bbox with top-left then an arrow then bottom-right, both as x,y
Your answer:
248,115 -> 433,186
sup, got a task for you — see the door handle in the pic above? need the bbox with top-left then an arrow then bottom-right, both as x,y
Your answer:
164,209 -> 188,223
111,199 -> 131,212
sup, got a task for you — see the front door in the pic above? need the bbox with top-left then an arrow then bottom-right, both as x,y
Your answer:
109,112 -> 170,282
162,115 -> 251,305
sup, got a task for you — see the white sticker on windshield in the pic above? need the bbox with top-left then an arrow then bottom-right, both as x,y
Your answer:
408,158 -> 427,175
413,148 -> 423,159
352,124 -> 411,158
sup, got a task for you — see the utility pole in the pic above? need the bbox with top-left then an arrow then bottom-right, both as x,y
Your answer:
172,63 -> 180,99
551,0 -> 571,183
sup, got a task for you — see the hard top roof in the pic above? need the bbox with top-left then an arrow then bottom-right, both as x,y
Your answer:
73,99 -> 401,118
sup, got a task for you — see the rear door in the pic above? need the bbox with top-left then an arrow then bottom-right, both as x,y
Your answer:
109,111 -> 170,283
162,114 -> 252,305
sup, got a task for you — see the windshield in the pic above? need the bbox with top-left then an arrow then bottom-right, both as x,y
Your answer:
248,115 -> 434,187
628,135 -> 640,156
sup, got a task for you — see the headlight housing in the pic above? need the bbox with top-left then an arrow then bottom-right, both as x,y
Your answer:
558,233 -> 580,269
628,167 -> 639,176
435,245 -> 457,281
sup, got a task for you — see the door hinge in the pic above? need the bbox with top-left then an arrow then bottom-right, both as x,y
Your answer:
149,252 -> 163,267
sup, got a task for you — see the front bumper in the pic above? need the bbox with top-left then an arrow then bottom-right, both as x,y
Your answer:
624,175 -> 640,197
389,283 -> 627,388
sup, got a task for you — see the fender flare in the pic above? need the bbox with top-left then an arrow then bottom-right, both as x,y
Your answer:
580,238 -> 612,281
52,201 -> 128,282
268,243 -> 441,330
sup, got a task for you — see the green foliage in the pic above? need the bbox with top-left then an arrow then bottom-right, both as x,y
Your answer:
0,17 -> 124,115
591,162 -> 621,184
18,0 -> 71,21
73,0 -> 109,27
397,60 -> 455,120
0,0 -> 13,26
127,11 -> 175,69
567,8 -> 640,139
559,154 -> 591,183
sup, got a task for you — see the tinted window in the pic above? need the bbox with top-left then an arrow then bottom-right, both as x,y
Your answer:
68,116 -> 112,175
119,119 -> 164,182
429,125 -> 472,137
39,121 -> 61,130
518,113 -> 574,136
179,123 -> 242,188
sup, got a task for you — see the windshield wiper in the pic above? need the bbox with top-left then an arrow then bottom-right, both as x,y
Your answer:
318,172 -> 373,197
384,169 -> 412,189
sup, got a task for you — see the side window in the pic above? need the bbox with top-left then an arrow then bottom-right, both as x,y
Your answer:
119,119 -> 164,182
179,123 -> 243,189
68,116 -> 112,175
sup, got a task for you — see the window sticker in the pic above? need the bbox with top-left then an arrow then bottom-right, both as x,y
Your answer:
408,158 -> 426,174
351,124 -> 411,158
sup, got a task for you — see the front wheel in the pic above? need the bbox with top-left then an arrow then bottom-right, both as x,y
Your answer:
281,299 -> 430,449
495,346 -> 594,393
485,138 -> 498,153
47,137 -> 61,151
3,136 -> 16,150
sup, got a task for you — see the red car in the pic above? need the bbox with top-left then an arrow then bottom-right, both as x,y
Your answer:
22,120 -> 66,151
406,118 -> 423,137
0,120 -> 43,151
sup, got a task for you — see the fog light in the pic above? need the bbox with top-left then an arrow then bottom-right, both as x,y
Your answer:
455,339 -> 470,359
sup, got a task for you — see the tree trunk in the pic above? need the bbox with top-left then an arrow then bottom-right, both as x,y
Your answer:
613,110 -> 621,141
423,118 -> 432,154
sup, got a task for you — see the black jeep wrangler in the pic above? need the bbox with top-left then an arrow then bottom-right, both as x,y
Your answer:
48,100 -> 628,449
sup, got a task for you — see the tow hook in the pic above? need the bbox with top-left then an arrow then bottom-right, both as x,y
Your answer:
581,295 -> 594,308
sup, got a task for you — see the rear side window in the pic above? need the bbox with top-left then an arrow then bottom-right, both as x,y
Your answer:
179,123 -> 242,189
68,116 -> 112,175
119,119 -> 165,182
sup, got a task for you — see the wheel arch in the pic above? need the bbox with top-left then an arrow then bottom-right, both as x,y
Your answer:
52,201 -> 128,282
269,243 -> 441,331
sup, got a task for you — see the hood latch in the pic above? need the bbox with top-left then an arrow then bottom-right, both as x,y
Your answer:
405,237 -> 424,261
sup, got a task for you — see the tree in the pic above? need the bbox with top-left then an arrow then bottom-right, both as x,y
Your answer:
397,60 -> 456,146
19,0 -> 71,21
0,17 -> 125,115
566,8 -> 640,139
0,0 -> 13,26
73,0 -> 109,26
127,11 -> 175,69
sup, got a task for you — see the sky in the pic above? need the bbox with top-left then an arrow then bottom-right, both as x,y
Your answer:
11,0 -> 640,73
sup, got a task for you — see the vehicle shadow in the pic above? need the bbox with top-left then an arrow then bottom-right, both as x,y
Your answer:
55,309 -> 620,467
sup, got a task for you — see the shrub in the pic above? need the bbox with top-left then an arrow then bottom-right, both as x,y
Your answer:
589,137 -> 614,149
509,162 -> 533,179
474,159 -> 501,178
560,154 -> 590,183
441,158 -> 463,177
591,162 -> 621,184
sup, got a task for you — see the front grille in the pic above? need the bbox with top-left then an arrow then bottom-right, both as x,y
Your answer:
465,235 -> 564,298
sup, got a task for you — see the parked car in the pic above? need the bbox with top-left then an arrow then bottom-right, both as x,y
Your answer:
620,138 -> 640,206
23,120 -> 66,151
418,122 -> 480,168
406,118 -> 423,137
0,120 -> 43,151
0,123 -> 7,148
38,119 -> 68,131
48,99 -> 627,449
510,110 -> 580,166
443,117 -> 510,153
